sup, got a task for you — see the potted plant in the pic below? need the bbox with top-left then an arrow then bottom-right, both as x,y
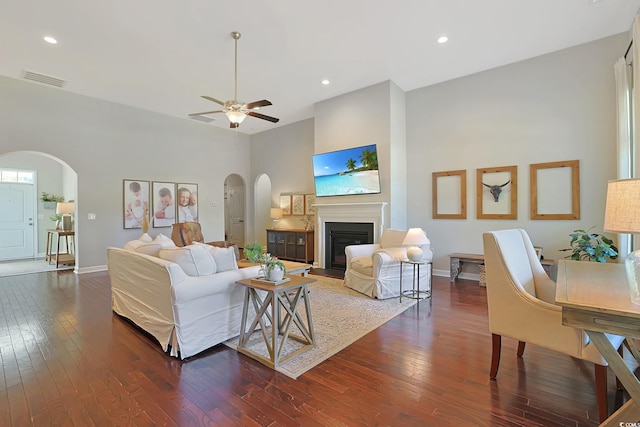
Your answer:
560,226 -> 618,263
242,242 -> 286,280
41,192 -> 65,209
260,253 -> 286,281
243,241 -> 265,263
50,213 -> 62,229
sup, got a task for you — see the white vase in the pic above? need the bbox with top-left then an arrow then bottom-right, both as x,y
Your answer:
266,265 -> 285,282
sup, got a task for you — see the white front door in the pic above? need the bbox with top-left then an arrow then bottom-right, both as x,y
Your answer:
0,183 -> 35,260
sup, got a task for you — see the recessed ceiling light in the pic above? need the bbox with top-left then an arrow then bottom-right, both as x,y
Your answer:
43,36 -> 57,44
437,36 -> 448,44
321,79 -> 330,85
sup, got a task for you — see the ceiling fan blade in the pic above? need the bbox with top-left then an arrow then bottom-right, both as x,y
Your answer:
230,122 -> 240,129
244,99 -> 272,110
189,110 -> 224,116
201,96 -> 225,106
248,111 -> 280,123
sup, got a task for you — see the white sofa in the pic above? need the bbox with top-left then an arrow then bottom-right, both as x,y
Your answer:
107,237 -> 262,359
344,229 -> 433,299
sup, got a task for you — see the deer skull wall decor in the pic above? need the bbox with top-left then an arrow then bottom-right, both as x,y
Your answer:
483,180 -> 511,202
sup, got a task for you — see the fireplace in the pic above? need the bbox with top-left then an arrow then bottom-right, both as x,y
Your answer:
325,222 -> 374,271
314,202 -> 387,269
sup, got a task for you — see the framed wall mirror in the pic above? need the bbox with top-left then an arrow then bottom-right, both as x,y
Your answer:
530,160 -> 580,220
476,165 -> 517,220
432,170 -> 467,219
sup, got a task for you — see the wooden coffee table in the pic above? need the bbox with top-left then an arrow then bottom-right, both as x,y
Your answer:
235,274 -> 316,369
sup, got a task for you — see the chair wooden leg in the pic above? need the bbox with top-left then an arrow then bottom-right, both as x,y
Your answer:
594,364 -> 608,423
517,341 -> 526,358
490,333 -> 501,379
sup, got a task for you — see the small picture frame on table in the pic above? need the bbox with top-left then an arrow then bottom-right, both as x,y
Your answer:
534,246 -> 543,260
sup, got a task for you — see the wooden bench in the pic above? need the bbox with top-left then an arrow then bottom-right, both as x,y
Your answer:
449,252 -> 553,286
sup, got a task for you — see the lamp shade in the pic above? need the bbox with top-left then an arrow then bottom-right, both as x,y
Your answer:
403,228 -> 430,261
270,208 -> 283,219
402,228 -> 430,246
603,178 -> 640,305
604,178 -> 640,233
226,110 -> 247,124
56,202 -> 75,215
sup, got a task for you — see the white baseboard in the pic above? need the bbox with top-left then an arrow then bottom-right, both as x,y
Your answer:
76,265 -> 107,274
433,268 -> 480,283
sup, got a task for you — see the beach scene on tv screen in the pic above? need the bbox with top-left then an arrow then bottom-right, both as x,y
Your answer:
313,144 -> 381,197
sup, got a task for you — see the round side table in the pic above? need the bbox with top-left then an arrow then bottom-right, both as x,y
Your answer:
399,259 -> 432,304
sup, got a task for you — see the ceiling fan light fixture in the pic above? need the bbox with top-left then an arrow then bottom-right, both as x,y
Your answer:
226,110 -> 247,124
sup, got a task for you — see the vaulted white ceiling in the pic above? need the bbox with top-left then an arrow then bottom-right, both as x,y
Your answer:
1,0 -> 639,134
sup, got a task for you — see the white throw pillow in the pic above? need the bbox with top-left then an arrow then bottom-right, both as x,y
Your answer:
124,239 -> 163,257
153,233 -> 176,248
158,245 -> 217,276
207,246 -> 238,272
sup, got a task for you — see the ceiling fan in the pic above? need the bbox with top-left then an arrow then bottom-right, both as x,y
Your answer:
189,31 -> 279,129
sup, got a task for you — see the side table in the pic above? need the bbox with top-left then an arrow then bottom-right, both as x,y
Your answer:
235,275 -> 316,369
400,259 -> 432,304
45,229 -> 75,268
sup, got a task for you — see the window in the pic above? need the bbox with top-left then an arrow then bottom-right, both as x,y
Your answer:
0,169 -> 34,183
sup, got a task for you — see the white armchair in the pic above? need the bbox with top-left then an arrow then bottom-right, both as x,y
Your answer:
483,229 -> 625,423
344,229 -> 433,299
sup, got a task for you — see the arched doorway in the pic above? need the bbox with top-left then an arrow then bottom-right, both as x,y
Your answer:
0,151 -> 77,273
223,174 -> 246,247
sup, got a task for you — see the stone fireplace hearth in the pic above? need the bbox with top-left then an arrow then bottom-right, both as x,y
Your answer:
314,202 -> 387,269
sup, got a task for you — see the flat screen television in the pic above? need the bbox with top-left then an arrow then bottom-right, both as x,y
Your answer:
312,144 -> 381,197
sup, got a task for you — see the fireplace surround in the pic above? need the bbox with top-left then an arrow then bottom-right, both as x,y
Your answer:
325,222 -> 374,270
314,202 -> 387,269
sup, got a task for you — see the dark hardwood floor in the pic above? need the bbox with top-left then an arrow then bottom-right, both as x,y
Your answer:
0,270 -> 635,426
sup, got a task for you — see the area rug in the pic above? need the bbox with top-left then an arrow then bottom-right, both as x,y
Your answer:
224,276 -> 417,379
0,259 -> 73,277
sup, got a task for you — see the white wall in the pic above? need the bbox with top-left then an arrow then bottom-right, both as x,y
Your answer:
0,76 -> 253,271
250,118 -> 315,237
406,33 -> 627,277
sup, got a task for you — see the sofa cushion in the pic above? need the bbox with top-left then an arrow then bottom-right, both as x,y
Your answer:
192,242 -> 238,272
158,245 -> 217,276
124,233 -> 177,257
351,255 -> 373,276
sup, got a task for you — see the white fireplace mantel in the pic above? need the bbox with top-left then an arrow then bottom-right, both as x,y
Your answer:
314,202 -> 388,268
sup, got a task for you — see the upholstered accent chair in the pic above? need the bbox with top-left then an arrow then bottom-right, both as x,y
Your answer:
344,228 -> 433,299
171,222 -> 205,247
483,229 -> 625,422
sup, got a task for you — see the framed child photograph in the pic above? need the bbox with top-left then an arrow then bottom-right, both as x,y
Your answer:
177,183 -> 198,223
123,179 -> 150,229
152,181 -> 176,228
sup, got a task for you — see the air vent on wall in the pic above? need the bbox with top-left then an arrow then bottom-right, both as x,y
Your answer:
22,70 -> 67,88
189,115 -> 215,123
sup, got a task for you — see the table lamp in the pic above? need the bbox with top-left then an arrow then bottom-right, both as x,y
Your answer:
56,202 -> 75,231
402,228 -> 430,261
270,208 -> 283,229
604,178 -> 640,304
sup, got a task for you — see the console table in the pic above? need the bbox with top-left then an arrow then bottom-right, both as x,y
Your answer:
556,260 -> 640,425
450,252 -> 553,286
266,229 -> 314,263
